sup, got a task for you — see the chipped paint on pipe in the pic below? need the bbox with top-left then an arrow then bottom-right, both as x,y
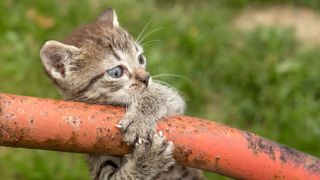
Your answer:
0,93 -> 319,179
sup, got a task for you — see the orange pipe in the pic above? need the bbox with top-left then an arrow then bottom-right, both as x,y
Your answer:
0,93 -> 319,179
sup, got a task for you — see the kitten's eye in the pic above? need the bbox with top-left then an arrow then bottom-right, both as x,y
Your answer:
107,66 -> 123,78
138,54 -> 145,65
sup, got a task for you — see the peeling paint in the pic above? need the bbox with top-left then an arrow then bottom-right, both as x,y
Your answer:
246,133 -> 276,160
246,132 -> 320,175
63,116 -> 81,129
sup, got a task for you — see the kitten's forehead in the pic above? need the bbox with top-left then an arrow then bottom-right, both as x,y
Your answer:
63,21 -> 144,75
64,22 -> 139,54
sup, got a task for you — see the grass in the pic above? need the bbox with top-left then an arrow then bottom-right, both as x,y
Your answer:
0,0 -> 319,179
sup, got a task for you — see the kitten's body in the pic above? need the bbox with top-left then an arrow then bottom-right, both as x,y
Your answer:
40,8 -> 204,180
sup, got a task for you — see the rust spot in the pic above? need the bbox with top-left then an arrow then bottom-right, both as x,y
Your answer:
246,132 -> 320,174
215,155 -> 221,171
280,154 -> 287,163
0,124 -> 30,146
44,136 -> 64,147
43,132 -> 80,151
306,159 -> 320,174
18,108 -> 24,114
2,113 -> 16,121
258,138 -> 275,160
93,135 -> 111,152
96,127 -> 103,134
64,116 -> 81,129
40,111 -> 49,117
245,133 -> 275,160
194,153 -> 210,166
29,116 -> 35,124
2,100 -> 11,106
176,116 -> 183,121
174,145 -> 192,162
279,144 -> 320,174
93,126 -> 120,152
272,172 -> 285,180
65,131 -> 79,148
279,145 -> 305,166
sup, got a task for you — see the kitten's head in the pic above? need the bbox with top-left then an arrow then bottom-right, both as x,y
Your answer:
40,8 -> 150,105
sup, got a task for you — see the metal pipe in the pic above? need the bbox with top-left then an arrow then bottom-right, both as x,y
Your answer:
0,93 -> 319,179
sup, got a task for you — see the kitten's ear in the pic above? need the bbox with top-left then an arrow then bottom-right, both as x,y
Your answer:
40,40 -> 79,80
96,8 -> 120,27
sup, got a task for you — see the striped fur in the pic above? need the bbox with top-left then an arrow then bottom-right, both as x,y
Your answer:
40,8 -> 205,180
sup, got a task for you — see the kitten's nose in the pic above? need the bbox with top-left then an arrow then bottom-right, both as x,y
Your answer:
141,75 -> 150,86
135,69 -> 150,86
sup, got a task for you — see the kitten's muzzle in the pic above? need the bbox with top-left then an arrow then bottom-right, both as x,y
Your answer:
135,69 -> 150,87
139,74 -> 150,86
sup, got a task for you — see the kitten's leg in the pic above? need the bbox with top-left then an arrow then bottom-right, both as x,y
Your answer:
90,132 -> 175,180
119,82 -> 185,144
118,111 -> 158,144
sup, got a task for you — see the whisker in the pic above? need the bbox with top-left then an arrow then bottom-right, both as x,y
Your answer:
136,18 -> 154,43
141,39 -> 162,47
152,73 -> 192,82
152,80 -> 189,101
138,27 -> 163,44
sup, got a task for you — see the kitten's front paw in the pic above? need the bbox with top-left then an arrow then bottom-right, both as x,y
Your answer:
133,132 -> 175,172
117,117 -> 154,144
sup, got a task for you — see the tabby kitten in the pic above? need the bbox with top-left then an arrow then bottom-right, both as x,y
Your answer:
40,8 -> 204,180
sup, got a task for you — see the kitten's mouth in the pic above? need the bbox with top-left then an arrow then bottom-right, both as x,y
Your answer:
129,83 -> 146,92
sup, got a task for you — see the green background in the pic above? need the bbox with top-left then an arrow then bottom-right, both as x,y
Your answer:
0,0 -> 319,179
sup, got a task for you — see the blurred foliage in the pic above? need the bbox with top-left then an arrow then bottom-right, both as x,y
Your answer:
0,0 -> 319,179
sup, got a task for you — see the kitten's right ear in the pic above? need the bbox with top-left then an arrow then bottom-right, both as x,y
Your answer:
96,8 -> 120,27
40,40 -> 79,80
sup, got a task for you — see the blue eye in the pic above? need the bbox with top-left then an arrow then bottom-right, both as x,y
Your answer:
107,66 -> 123,78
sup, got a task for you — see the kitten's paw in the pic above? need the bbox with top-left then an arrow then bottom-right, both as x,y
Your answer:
118,118 -> 154,144
133,132 -> 175,172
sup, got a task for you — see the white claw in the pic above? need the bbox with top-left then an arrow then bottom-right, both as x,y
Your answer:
159,131 -> 163,137
115,124 -> 122,128
138,138 -> 143,144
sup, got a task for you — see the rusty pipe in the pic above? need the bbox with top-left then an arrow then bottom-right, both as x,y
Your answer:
0,93 -> 319,179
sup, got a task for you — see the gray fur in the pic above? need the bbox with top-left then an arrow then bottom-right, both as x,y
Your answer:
40,8 -> 204,180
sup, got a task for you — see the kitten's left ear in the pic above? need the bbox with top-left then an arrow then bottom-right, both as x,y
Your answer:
40,40 -> 80,80
97,8 -> 120,27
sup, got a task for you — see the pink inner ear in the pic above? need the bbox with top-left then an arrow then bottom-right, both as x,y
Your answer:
96,8 -> 115,26
48,53 -> 66,78
41,43 -> 68,78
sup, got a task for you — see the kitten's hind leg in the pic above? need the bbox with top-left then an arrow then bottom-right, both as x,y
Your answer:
91,132 -> 175,180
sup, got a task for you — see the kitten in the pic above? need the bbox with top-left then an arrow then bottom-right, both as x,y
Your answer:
40,8 -> 204,180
